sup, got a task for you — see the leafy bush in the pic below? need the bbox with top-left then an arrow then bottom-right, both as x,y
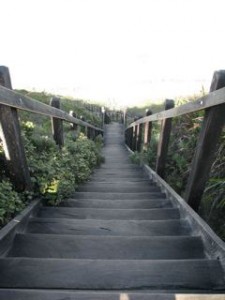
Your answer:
0,118 -> 103,227
21,122 -> 103,206
0,180 -> 25,226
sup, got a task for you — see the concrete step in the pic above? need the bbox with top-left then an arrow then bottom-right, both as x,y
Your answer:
77,183 -> 160,193
102,162 -> 138,167
92,171 -> 147,178
73,192 -> 166,200
8,234 -> 205,259
0,290 -> 224,300
81,181 -> 152,187
27,218 -> 190,236
60,198 -> 172,209
99,165 -> 142,170
0,258 -> 223,289
89,178 -> 149,183
38,207 -> 180,220
104,159 -> 131,163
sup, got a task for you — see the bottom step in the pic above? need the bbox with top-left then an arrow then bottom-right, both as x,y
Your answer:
0,290 -> 224,300
0,258 -> 223,289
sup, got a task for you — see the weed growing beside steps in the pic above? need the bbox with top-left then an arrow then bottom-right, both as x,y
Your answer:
0,122 -> 104,228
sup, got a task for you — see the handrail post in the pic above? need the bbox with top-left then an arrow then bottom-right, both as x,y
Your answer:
137,123 -> 143,152
126,126 -> 133,150
132,125 -> 138,151
156,99 -> 174,178
184,70 -> 225,211
69,111 -> 78,130
143,109 -> 152,150
50,97 -> 64,147
0,66 -> 31,191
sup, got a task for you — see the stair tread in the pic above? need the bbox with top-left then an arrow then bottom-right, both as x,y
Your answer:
73,192 -> 166,200
77,185 -> 159,193
60,198 -> 171,209
28,217 -> 190,236
8,234 -> 205,259
89,178 -> 149,182
0,258 -> 223,289
38,207 -> 180,220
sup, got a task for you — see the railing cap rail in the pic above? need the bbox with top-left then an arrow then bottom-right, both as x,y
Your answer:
126,87 -> 225,129
0,85 -> 103,132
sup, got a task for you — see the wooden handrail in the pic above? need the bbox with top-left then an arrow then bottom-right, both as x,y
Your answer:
0,85 -> 103,132
125,70 -> 225,212
0,66 -> 103,192
126,86 -> 225,128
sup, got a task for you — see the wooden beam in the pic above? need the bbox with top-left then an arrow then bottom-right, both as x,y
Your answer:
126,86 -> 225,128
156,99 -> 175,178
125,127 -> 133,149
0,66 -> 31,191
143,109 -> 152,150
137,123 -> 143,152
69,111 -> 78,130
132,125 -> 138,151
184,70 -> 225,211
0,85 -> 103,132
50,97 -> 64,147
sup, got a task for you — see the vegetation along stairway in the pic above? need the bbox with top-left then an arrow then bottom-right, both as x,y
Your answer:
0,122 -> 224,299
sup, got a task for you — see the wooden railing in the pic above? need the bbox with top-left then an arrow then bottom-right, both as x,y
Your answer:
0,66 -> 103,192
125,70 -> 225,211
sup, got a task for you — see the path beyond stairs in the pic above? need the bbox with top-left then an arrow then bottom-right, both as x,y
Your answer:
0,122 -> 224,299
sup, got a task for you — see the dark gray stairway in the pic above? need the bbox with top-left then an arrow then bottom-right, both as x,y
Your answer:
0,122 -> 224,299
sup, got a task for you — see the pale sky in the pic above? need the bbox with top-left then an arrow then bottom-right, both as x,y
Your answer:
1,0 -> 225,107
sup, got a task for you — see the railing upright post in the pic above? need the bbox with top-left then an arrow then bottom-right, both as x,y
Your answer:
69,111 -> 78,130
143,109 -> 152,150
0,66 -> 31,191
137,123 -> 143,152
127,127 -> 133,150
184,70 -> 225,211
89,128 -> 94,140
80,116 -> 88,136
87,127 -> 94,140
50,97 -> 64,147
132,125 -> 138,151
155,99 -> 174,178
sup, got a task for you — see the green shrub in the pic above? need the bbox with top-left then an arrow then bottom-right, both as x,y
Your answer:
0,180 -> 25,226
0,119 -> 104,228
21,122 -> 103,206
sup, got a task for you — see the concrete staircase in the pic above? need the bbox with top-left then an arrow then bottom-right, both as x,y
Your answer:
0,123 -> 224,299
